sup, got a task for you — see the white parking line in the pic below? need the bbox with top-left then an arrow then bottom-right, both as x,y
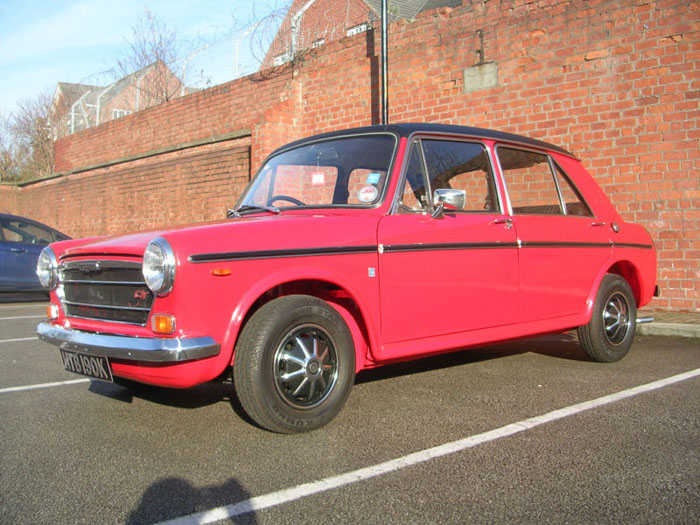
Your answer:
0,315 -> 45,320
0,378 -> 91,394
158,367 -> 700,525
0,304 -> 47,309
0,337 -> 38,344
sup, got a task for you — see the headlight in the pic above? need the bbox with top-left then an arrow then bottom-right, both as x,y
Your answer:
36,247 -> 58,290
142,237 -> 176,296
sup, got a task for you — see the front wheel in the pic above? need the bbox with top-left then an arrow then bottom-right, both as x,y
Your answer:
578,274 -> 637,363
233,295 -> 355,433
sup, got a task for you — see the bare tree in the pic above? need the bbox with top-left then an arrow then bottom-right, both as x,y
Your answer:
0,91 -> 54,182
109,9 -> 184,108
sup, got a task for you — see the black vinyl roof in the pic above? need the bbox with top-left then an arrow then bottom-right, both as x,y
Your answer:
273,123 -> 575,158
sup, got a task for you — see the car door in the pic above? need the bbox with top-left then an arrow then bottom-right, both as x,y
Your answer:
0,217 -> 54,291
495,146 -> 612,322
377,138 -> 518,359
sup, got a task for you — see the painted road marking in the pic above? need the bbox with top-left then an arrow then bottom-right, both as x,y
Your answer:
158,367 -> 700,525
0,337 -> 38,344
0,315 -> 45,320
0,378 -> 91,394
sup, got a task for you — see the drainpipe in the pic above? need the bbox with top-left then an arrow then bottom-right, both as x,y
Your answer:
381,0 -> 388,125
290,0 -> 318,60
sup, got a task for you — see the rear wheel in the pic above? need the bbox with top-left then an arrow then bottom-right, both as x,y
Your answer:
578,274 -> 637,362
233,295 -> 355,433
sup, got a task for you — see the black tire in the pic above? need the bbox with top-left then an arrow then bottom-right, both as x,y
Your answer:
578,274 -> 637,363
233,295 -> 355,433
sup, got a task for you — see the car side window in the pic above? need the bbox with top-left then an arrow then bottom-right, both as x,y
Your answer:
421,139 -> 499,212
0,219 -> 55,244
554,163 -> 594,217
398,139 -> 498,213
398,143 -> 429,212
498,147 -> 563,215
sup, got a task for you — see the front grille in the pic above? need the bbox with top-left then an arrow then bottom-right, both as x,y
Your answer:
59,260 -> 154,325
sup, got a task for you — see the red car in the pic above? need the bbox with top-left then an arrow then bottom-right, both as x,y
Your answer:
37,124 -> 657,433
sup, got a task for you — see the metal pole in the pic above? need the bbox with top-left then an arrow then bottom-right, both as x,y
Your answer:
381,0 -> 388,125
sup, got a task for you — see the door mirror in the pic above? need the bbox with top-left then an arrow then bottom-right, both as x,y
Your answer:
432,189 -> 466,218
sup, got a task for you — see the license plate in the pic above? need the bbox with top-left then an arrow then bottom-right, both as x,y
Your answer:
60,349 -> 113,382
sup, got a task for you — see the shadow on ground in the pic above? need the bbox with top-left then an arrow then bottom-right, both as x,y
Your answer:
127,477 -> 257,524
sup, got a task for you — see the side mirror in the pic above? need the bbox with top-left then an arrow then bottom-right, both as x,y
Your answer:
432,189 -> 466,219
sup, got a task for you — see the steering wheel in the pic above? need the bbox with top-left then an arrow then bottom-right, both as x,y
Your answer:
268,195 -> 306,206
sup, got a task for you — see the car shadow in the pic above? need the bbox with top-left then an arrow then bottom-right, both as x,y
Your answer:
88,333 -> 588,416
355,332 -> 589,385
127,476 -> 258,524
87,376 -> 257,425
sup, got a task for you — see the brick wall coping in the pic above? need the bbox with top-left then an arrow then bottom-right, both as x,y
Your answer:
11,129 -> 252,189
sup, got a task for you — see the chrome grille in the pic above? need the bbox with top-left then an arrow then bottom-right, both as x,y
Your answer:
59,260 -> 154,325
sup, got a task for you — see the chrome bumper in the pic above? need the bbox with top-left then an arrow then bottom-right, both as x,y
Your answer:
37,322 -> 220,362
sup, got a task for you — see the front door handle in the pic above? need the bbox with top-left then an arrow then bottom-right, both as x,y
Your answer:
491,218 -> 513,229
10,247 -> 27,253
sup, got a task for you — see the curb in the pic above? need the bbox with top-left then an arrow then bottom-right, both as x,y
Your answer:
637,322 -> 700,339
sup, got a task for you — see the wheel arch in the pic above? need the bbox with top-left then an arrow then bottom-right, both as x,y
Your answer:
583,258 -> 643,324
224,272 -> 377,373
606,260 -> 643,306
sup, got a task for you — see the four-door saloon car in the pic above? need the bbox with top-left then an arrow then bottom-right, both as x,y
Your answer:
0,213 -> 70,293
36,124 -> 657,433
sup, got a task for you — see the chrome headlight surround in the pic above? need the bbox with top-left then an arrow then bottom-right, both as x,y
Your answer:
142,237 -> 176,297
36,247 -> 59,290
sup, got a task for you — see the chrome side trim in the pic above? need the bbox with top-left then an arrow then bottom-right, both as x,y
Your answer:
636,317 -> 654,324
37,322 -> 220,362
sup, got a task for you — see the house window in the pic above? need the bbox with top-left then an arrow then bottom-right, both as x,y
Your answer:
112,109 -> 131,119
312,38 -> 325,48
273,54 -> 291,66
346,23 -> 369,37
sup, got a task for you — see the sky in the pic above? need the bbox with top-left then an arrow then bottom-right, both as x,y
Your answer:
0,0 -> 288,114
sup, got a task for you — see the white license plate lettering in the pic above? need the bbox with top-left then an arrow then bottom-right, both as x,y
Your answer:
59,350 -> 113,382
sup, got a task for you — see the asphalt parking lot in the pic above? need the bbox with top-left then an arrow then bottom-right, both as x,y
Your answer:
1,301 -> 699,525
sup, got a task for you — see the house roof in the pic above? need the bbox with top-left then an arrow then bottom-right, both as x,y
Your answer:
363,0 -> 462,21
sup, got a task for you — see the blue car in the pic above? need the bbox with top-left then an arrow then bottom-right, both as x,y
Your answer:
0,214 -> 70,292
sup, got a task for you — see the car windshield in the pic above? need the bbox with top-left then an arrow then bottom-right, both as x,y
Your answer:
237,134 -> 396,210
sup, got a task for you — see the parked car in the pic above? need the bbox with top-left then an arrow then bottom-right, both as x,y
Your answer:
0,213 -> 70,292
36,124 -> 657,433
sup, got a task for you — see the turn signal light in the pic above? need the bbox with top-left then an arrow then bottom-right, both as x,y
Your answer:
152,314 -> 176,335
46,304 -> 60,320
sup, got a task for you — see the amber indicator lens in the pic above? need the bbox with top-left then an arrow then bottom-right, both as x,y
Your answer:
152,314 -> 176,334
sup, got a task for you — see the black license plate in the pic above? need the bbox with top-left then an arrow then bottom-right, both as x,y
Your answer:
60,349 -> 113,382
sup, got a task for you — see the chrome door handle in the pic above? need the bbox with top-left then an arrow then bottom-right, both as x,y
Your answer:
590,221 -> 606,227
10,247 -> 27,253
491,218 -> 513,229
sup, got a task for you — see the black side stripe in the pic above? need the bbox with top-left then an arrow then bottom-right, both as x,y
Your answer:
189,245 -> 377,263
383,242 -> 518,253
189,240 -> 653,263
520,241 -> 611,249
613,242 -> 654,250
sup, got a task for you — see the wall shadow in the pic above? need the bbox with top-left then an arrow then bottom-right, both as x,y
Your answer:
127,477 -> 257,524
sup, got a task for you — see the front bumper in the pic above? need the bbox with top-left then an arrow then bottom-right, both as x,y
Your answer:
37,322 -> 220,362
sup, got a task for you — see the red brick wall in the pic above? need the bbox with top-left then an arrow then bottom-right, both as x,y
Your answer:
8,0 -> 699,311
13,138 -> 250,237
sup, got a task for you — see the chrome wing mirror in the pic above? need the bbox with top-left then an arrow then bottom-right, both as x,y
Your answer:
432,189 -> 466,219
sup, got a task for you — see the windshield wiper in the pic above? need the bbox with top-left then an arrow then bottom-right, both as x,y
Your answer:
227,204 -> 280,218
